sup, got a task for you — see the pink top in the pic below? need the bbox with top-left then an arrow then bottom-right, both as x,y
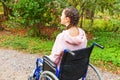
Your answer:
48,28 -> 87,66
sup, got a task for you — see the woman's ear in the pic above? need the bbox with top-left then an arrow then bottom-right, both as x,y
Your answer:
66,17 -> 70,22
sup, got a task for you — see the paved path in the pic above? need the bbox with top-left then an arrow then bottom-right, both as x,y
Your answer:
0,49 -> 120,80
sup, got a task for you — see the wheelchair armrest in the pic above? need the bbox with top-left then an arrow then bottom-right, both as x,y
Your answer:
43,56 -> 57,68
43,56 -> 57,74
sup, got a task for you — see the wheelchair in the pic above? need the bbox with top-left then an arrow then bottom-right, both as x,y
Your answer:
28,42 -> 104,80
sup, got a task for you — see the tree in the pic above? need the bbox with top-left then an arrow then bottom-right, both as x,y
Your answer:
4,0 -> 120,36
1,0 -> 13,19
6,0 -> 63,36
63,0 -> 120,28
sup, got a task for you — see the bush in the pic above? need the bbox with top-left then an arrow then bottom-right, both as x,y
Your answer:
82,19 -> 120,32
7,0 -> 63,36
89,31 -> 120,67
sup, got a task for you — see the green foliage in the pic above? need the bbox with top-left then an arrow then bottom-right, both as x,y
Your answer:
108,19 -> 120,31
0,2 -> 3,12
0,35 -> 54,53
6,0 -> 63,36
82,18 -> 120,32
51,30 -> 60,39
10,0 -> 53,25
3,0 -> 120,37
63,0 -> 120,28
88,32 -> 120,67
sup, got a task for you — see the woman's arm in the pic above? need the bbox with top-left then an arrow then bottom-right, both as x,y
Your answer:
48,34 -> 64,65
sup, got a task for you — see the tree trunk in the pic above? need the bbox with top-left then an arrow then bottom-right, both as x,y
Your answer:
2,0 -> 12,19
90,10 -> 95,27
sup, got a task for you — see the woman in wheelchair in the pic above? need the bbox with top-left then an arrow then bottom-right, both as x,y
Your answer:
48,6 -> 87,67
29,6 -> 87,80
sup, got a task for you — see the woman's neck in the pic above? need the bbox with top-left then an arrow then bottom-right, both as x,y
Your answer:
68,26 -> 79,37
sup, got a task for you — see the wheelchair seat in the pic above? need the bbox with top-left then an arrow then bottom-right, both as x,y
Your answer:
58,45 -> 94,80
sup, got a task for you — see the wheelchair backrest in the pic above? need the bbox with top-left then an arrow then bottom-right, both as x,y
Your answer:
59,45 -> 94,80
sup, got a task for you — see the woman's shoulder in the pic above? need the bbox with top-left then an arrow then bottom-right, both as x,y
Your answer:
78,28 -> 86,34
56,30 -> 67,38
78,27 -> 85,31
58,30 -> 67,35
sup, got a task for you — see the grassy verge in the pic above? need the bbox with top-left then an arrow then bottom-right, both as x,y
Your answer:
0,31 -> 120,73
88,31 -> 120,73
0,35 -> 54,55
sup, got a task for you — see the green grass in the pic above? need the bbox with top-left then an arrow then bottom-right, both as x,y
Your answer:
88,31 -> 120,72
0,35 -> 54,54
0,31 -> 120,73
89,32 -> 120,65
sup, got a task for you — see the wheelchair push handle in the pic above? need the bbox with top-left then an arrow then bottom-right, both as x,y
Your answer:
93,42 -> 104,49
64,42 -> 104,56
64,49 -> 75,56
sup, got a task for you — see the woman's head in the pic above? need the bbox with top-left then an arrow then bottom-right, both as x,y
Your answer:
60,7 -> 79,29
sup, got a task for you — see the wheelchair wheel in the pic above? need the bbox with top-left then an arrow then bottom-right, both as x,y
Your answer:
28,76 -> 36,80
85,63 -> 102,80
40,71 -> 58,80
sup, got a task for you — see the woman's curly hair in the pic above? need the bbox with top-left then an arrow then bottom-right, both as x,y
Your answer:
64,7 -> 79,29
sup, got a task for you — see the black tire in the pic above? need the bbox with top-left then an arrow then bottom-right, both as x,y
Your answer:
40,71 -> 58,80
85,63 -> 102,80
28,76 -> 36,80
